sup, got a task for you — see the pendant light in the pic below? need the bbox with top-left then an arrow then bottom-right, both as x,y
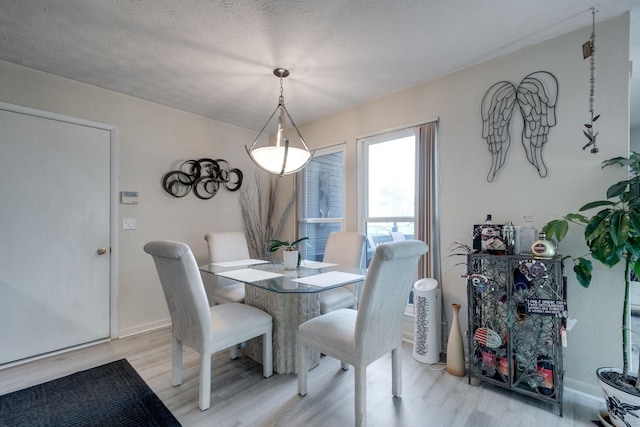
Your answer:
246,68 -> 313,176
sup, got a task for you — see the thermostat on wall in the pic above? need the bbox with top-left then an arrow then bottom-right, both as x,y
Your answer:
120,191 -> 139,204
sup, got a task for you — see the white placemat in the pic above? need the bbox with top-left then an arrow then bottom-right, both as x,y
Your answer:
215,268 -> 283,282
210,259 -> 269,268
299,260 -> 338,269
292,271 -> 365,288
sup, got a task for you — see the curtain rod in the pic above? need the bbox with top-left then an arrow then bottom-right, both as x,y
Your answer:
356,117 -> 439,141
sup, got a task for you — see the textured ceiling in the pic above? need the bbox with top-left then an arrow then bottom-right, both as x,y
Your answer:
0,0 -> 638,131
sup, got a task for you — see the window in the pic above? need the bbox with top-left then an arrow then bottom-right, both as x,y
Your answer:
358,121 -> 439,304
359,128 -> 416,267
298,144 -> 345,261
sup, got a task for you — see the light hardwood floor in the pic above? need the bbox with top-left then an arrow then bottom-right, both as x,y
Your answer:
0,327 -> 603,426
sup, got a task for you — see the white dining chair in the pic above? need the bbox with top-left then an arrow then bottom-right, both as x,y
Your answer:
144,240 -> 273,411
318,231 -> 366,314
204,231 -> 250,304
297,240 -> 428,427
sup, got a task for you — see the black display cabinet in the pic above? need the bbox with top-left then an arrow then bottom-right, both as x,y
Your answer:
466,253 -> 565,416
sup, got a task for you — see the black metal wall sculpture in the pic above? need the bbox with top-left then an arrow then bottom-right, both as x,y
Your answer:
481,71 -> 559,182
162,158 -> 243,199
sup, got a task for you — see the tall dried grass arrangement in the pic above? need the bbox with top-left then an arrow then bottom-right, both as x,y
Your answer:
239,172 -> 295,260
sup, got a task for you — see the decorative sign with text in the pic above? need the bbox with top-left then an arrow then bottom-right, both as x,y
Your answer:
524,298 -> 567,317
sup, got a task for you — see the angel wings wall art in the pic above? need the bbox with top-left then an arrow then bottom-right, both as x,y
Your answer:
481,71 -> 559,182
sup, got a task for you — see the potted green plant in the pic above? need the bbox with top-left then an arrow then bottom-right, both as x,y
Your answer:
269,237 -> 309,269
543,152 -> 640,426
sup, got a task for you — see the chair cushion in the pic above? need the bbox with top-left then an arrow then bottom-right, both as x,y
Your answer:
319,287 -> 356,314
209,303 -> 271,350
298,309 -> 356,355
213,283 -> 245,304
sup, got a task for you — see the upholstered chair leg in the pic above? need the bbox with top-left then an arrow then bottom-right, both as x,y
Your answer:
354,364 -> 367,427
199,353 -> 211,411
297,341 -> 308,396
229,344 -> 239,359
172,336 -> 183,386
263,331 -> 273,377
392,346 -> 402,397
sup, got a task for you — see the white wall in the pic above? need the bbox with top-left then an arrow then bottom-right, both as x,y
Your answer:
295,15 -> 631,395
0,60 -> 261,336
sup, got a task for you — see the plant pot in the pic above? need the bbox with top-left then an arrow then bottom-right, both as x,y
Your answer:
597,367 -> 640,427
283,250 -> 299,270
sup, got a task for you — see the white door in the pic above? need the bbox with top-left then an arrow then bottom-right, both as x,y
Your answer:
0,106 -> 111,364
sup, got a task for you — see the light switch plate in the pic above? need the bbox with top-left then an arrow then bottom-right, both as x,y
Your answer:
122,218 -> 136,230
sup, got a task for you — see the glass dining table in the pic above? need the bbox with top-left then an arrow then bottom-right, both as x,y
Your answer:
199,259 -> 366,374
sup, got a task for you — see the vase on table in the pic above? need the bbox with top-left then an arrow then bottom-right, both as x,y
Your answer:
446,303 -> 466,376
283,249 -> 299,270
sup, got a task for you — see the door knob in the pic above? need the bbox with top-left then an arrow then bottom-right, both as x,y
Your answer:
97,247 -> 108,255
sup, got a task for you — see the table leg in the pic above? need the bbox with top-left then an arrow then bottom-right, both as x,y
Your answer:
244,286 -> 320,374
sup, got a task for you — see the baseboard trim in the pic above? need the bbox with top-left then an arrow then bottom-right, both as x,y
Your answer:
118,318 -> 171,338
564,377 -> 606,403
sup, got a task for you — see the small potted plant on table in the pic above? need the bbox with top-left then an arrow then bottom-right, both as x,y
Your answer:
269,237 -> 309,270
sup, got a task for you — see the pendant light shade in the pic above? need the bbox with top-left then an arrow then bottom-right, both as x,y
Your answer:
246,68 -> 313,176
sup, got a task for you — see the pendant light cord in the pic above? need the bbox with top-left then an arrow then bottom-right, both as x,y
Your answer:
279,77 -> 285,105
